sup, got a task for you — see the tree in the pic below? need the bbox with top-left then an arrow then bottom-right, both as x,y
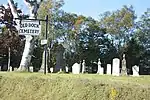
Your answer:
99,5 -> 136,56
7,0 -> 43,71
126,38 -> 143,74
134,9 -> 150,74
0,4 -> 23,70
38,0 -> 65,71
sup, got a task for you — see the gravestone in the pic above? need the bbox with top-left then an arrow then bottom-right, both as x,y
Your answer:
14,68 -> 18,71
55,44 -> 65,72
97,58 -> 101,74
121,54 -> 127,76
132,65 -> 139,76
29,66 -> 33,72
65,66 -> 69,73
0,66 -> 1,71
112,58 -> 120,76
82,60 -> 85,73
97,58 -> 104,75
9,66 -> 13,72
50,67 -> 54,73
59,68 -> 62,72
107,64 -> 111,75
72,63 -> 80,74
100,67 -> 104,75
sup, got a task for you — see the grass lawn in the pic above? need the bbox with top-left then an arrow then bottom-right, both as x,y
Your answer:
0,72 -> 150,100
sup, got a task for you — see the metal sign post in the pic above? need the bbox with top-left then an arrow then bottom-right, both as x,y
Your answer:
44,15 -> 48,75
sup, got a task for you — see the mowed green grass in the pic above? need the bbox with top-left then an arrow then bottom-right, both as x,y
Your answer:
0,72 -> 150,100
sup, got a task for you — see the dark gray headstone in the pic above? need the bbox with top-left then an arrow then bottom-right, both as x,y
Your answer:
121,54 -> 127,76
55,44 -> 65,72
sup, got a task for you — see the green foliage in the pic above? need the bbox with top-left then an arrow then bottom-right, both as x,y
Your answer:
99,5 -> 136,56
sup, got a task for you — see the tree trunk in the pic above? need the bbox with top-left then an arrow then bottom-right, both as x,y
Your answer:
8,0 -> 43,71
17,35 -> 33,71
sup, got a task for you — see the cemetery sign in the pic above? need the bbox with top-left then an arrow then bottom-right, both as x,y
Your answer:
19,20 -> 41,36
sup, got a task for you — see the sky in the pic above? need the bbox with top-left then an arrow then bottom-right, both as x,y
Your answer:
0,0 -> 150,20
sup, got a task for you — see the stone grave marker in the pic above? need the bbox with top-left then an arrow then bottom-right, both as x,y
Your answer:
29,66 -> 33,72
97,58 -> 101,74
50,67 -> 54,73
55,44 -> 65,72
9,66 -> 13,72
107,64 -> 111,75
121,54 -> 127,76
132,65 -> 139,76
72,63 -> 80,74
82,60 -> 85,73
112,58 -> 120,76
65,66 -> 69,73
97,58 -> 104,75
14,68 -> 18,71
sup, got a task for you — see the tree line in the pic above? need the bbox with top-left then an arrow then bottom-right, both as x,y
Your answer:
0,0 -> 150,74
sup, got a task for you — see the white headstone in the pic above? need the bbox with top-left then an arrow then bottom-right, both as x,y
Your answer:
50,67 -> 53,73
14,68 -> 18,71
72,63 -> 80,74
9,66 -> 13,72
99,67 -> 104,75
29,66 -> 33,72
65,66 -> 69,73
82,60 -> 85,73
107,64 -> 111,75
112,58 -> 120,76
97,58 -> 101,74
59,68 -> 62,72
132,65 -> 139,76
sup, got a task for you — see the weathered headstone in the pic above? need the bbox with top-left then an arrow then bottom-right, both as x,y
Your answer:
97,58 -> 101,74
65,66 -> 69,73
29,66 -> 33,72
112,58 -> 120,76
97,59 -> 104,75
50,67 -> 54,73
14,68 -> 18,71
107,64 -> 111,75
59,68 -> 62,72
72,63 -> 80,74
121,54 -> 127,76
82,60 -> 85,73
9,66 -> 13,72
132,65 -> 139,76
55,44 -> 65,72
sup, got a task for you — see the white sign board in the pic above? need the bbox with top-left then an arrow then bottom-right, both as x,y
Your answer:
41,39 -> 48,45
19,20 -> 41,36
